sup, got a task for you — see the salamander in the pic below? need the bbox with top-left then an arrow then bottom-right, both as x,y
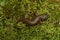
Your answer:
14,13 -> 49,26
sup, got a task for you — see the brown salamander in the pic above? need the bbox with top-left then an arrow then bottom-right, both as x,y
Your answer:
14,13 -> 49,26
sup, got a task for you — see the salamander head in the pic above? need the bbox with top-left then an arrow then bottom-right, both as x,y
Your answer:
39,13 -> 49,21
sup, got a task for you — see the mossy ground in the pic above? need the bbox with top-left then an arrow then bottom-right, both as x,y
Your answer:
0,0 -> 60,40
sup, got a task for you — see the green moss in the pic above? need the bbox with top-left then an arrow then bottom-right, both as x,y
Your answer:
0,0 -> 60,40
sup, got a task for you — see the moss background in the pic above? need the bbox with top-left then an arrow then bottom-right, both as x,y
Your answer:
0,0 -> 60,40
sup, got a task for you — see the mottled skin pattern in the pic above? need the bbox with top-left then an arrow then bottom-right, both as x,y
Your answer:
14,13 -> 49,26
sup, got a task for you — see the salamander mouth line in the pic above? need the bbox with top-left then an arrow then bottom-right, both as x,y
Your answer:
14,13 -> 49,26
